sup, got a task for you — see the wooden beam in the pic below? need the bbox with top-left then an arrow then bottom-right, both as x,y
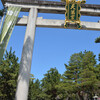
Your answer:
16,17 -> 100,31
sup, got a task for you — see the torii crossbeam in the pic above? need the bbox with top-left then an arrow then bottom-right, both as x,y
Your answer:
1,0 -> 100,100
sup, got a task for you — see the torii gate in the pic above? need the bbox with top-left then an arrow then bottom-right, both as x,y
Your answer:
1,0 -> 100,100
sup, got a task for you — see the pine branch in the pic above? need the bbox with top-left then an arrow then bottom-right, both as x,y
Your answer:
95,37 -> 100,43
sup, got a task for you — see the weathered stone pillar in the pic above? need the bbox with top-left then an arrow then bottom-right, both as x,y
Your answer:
15,8 -> 38,100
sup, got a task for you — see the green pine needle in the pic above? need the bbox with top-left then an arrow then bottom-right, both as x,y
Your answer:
95,37 -> 100,43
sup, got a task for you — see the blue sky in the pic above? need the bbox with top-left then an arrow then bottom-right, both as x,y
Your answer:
0,0 -> 100,80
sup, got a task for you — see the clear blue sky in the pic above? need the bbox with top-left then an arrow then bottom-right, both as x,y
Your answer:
0,0 -> 100,80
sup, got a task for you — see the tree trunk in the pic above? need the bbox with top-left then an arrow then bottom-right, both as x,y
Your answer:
83,93 -> 88,100
65,97 -> 69,100
77,92 -> 83,100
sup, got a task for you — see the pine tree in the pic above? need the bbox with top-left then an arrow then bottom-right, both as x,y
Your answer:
77,51 -> 98,99
95,37 -> 100,43
62,51 -> 99,100
41,68 -> 61,100
0,9 -> 3,19
0,48 -> 19,100
28,78 -> 42,100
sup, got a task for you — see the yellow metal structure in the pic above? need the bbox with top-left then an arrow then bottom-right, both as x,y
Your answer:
64,0 -> 86,29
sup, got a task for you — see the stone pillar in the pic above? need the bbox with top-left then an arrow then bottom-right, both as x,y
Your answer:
15,8 -> 38,100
